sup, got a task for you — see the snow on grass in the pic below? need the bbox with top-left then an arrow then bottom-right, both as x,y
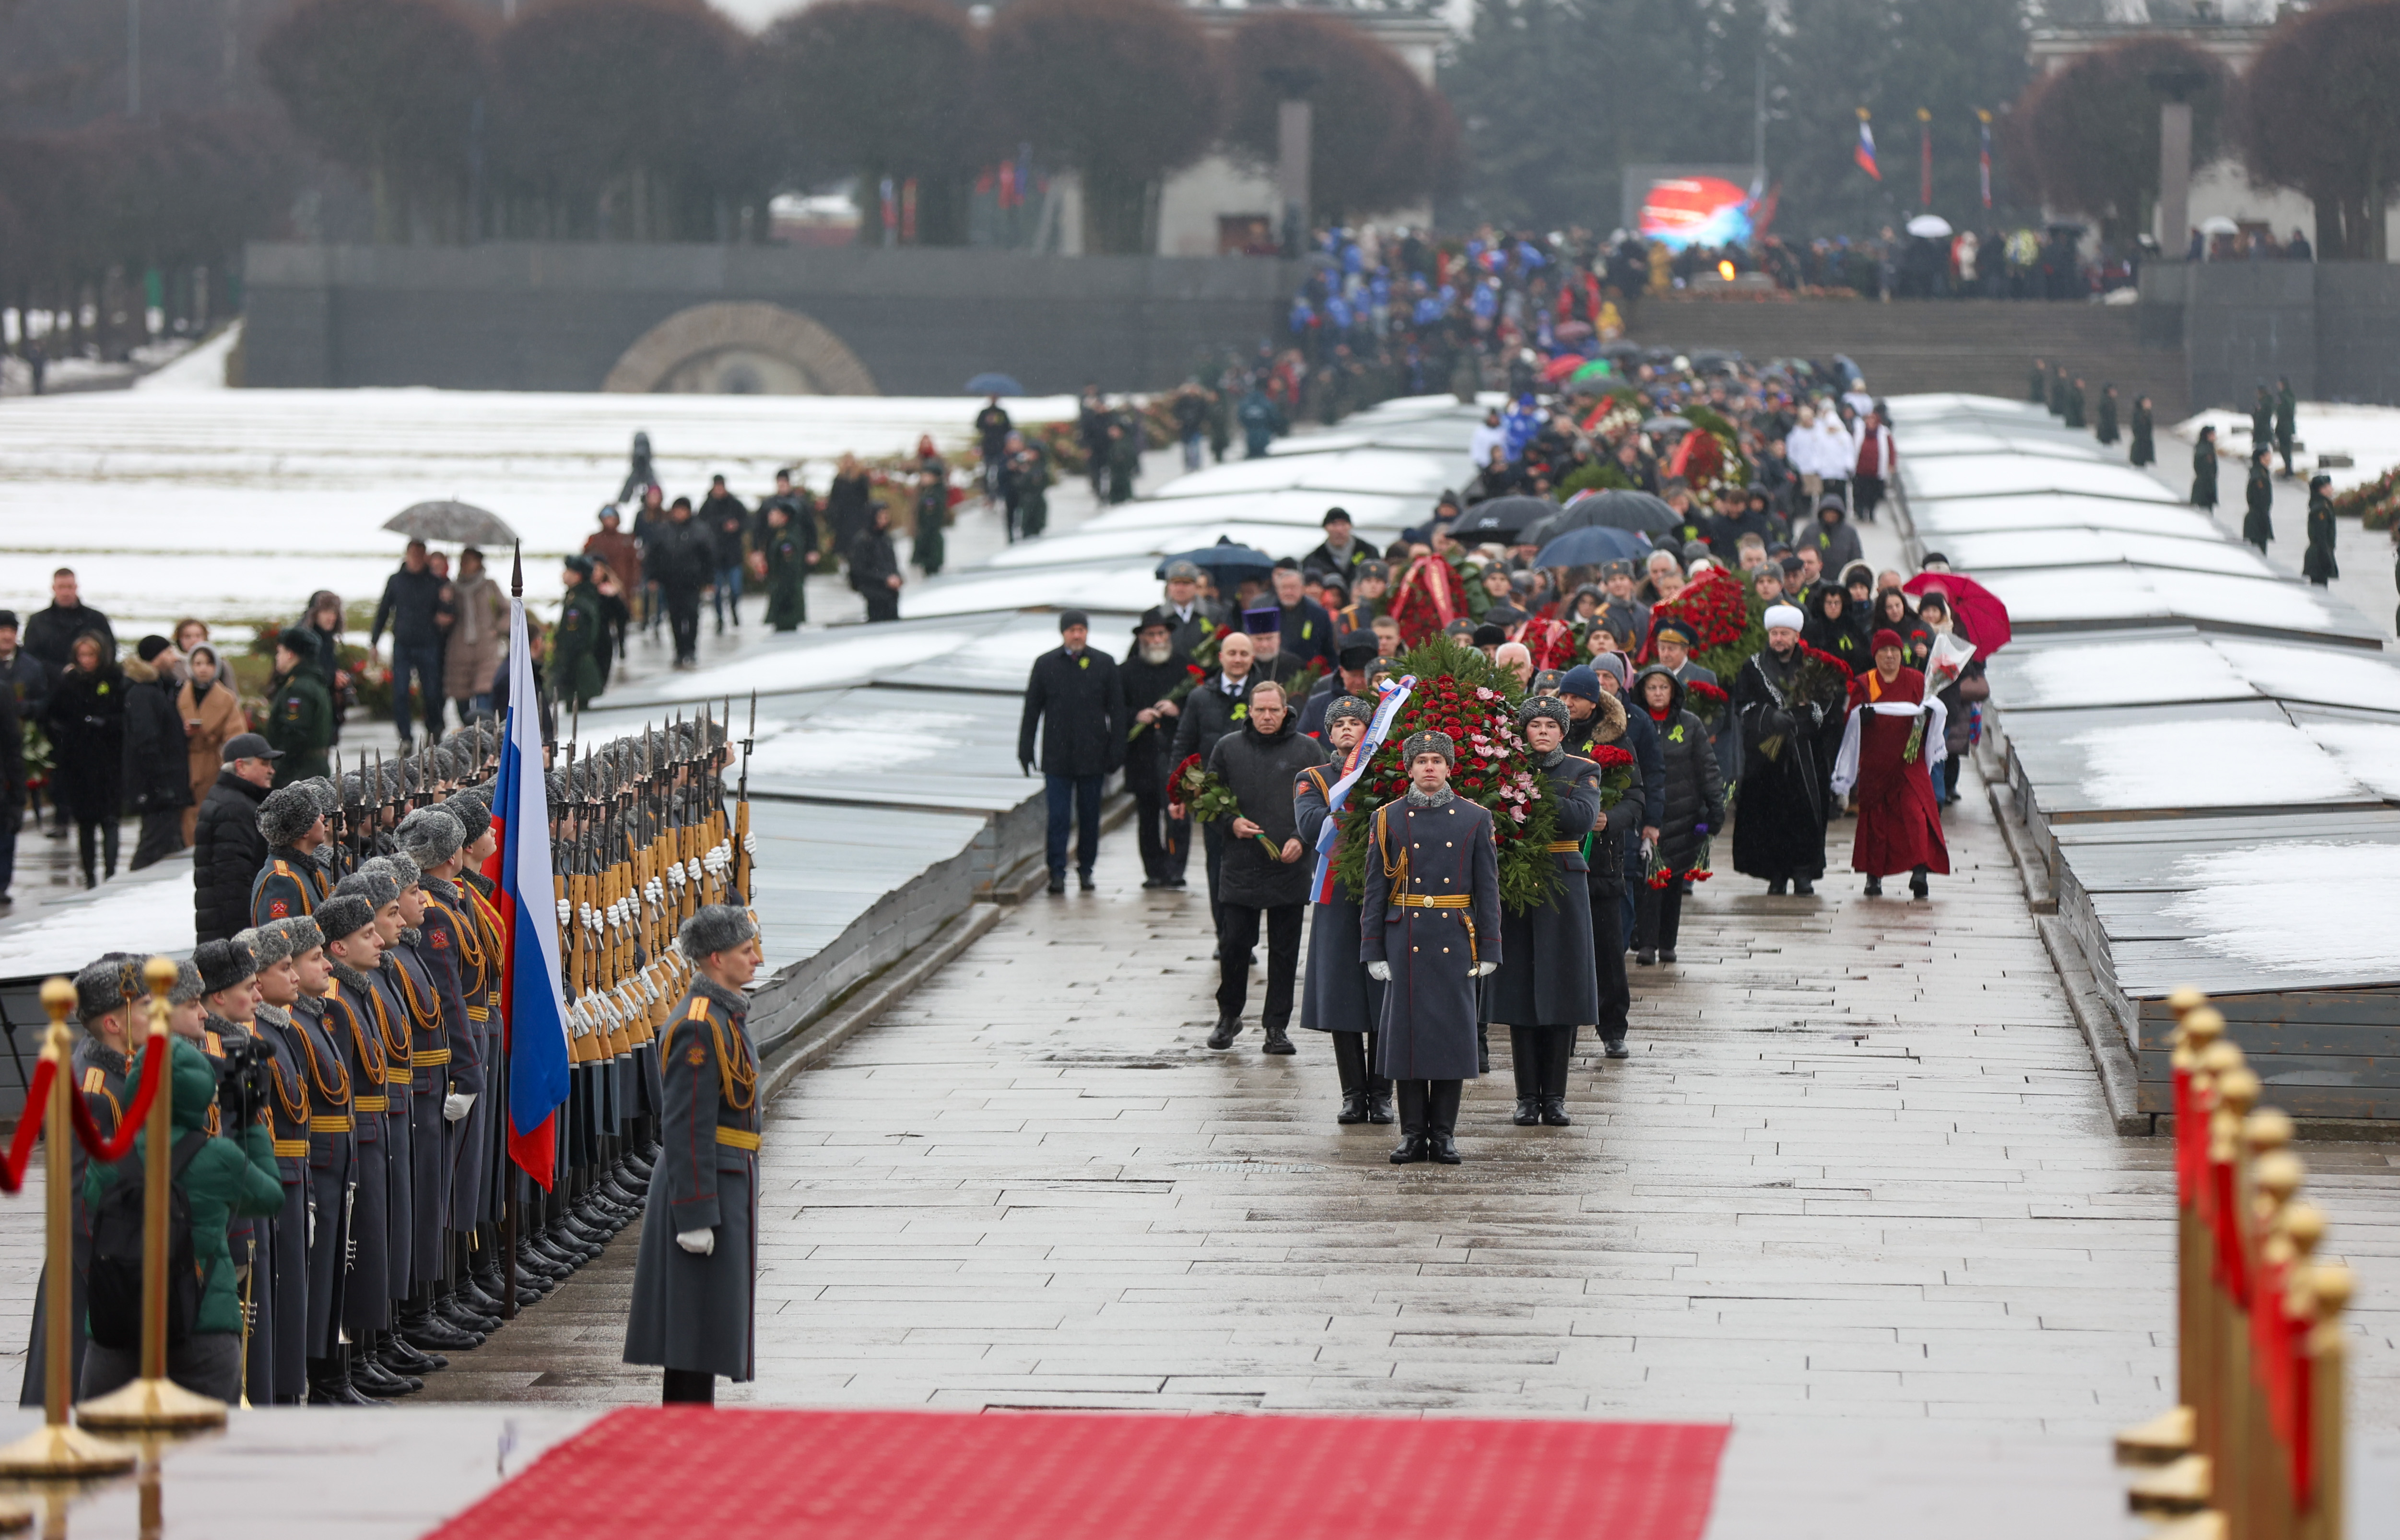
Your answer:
2162,841 -> 2400,979
2061,716 -> 2367,809
2172,401 -> 2400,495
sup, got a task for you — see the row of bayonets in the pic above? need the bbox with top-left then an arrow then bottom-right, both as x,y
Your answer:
319,695 -> 759,1061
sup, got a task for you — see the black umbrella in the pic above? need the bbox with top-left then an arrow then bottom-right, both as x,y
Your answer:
1155,540 -> 1276,584
1529,488 -> 1680,539
1447,495 -> 1559,543
385,501 -> 517,545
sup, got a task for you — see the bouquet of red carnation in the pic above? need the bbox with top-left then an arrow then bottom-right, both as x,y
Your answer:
1684,679 -> 1728,711
1591,742 -> 1636,809
1642,566 -> 1751,662
1170,752 -> 1275,855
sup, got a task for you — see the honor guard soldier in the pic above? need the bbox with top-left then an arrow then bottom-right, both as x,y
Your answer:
1294,695 -> 1392,1125
320,886 -> 413,1398
625,904 -> 763,1405
242,920 -> 320,1405
397,807 -> 494,1340
1488,695 -> 1603,1128
252,784 -> 333,927
1361,732 -> 1501,1166
347,859 -> 438,1388
270,909 -> 375,1405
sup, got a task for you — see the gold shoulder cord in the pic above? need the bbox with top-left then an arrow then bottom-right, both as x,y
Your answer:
392,954 -> 441,1035
706,1014 -> 758,1113
268,1037 -> 311,1125
296,1006 -> 353,1104
368,979 -> 412,1064
340,993 -> 387,1087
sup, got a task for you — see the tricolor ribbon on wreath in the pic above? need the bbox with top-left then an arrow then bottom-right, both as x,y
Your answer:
1308,673 -> 1416,904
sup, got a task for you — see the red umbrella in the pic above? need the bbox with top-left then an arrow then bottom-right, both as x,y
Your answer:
1904,571 -> 2011,658
1539,353 -> 1589,383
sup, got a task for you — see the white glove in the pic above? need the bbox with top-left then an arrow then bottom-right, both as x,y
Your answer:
1366,962 -> 1391,981
676,1227 -> 715,1256
443,1092 -> 475,1122
1471,961 -> 1497,977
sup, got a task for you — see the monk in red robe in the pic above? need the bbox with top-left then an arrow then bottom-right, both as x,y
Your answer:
1832,628 -> 1950,897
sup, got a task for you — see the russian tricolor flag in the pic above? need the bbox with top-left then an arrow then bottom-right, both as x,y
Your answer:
483,577 -> 572,1190
1855,110 -> 1881,181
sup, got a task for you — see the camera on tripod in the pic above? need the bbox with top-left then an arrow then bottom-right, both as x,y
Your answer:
214,1035 -> 280,1130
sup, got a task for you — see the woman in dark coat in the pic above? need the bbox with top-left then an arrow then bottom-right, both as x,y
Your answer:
1730,608 -> 1833,895
1803,583 -> 1868,677
1487,694 -> 1603,1127
2129,396 -> 2156,467
2243,446 -> 2275,552
824,453 -> 874,556
47,631 -> 126,887
2095,384 -> 2119,445
1872,587 -> 1933,671
911,438 -> 948,576
847,505 -> 903,623
1629,665 -> 1724,965
2190,425 -> 2219,510
1295,698 -> 1388,1123
2303,473 -> 2340,586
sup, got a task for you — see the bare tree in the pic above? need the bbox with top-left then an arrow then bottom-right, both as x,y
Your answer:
2240,0 -> 2400,260
1222,11 -> 1453,223
2015,35 -> 2228,247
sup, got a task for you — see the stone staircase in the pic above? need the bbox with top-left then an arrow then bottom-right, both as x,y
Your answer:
1626,296 -> 2189,422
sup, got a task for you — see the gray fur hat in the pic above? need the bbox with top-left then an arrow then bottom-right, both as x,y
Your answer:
193,938 -> 257,996
299,777 -> 339,817
239,924 -> 294,970
443,791 -> 491,843
73,953 -> 142,1023
1323,695 -> 1375,730
258,785 -> 324,847
261,916 -> 323,957
1401,730 -> 1457,766
396,807 -> 464,870
1517,694 -> 1571,731
334,863 -> 400,912
380,848 -> 422,889
317,893 -> 376,946
678,904 -> 758,960
169,958 -> 206,1007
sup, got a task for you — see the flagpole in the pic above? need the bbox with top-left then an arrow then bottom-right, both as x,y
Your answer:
504,542 -> 520,1324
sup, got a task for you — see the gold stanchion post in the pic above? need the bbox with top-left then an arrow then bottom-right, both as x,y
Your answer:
0,978 -> 135,1477
77,958 -> 227,1432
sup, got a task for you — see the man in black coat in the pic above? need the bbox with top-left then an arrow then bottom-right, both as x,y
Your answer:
121,637 -> 193,871
699,476 -> 752,635
1296,631 -> 1379,737
1119,609 -> 1193,890
194,736 -> 278,941
649,498 -> 716,665
1266,562 -> 1340,676
847,506 -> 904,625
1301,508 -> 1380,584
1169,630 -> 1259,938
21,568 -> 113,685
1157,562 -> 1227,657
370,541 -> 450,749
1018,610 -> 1126,895
1202,682 -> 1324,1053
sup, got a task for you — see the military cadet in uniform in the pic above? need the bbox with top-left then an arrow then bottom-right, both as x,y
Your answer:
262,629 -> 334,786
553,556 -> 607,712
1294,696 -> 1391,1126
320,888 -> 412,1398
397,807 -> 494,1338
625,904 -> 763,1405
19,955 -> 141,1405
760,501 -> 810,631
251,784 -> 333,928
244,919 -> 319,1405
290,902 -> 374,1400
1487,696 -> 1603,1128
341,860 -> 435,1391
1361,732 -> 1500,1165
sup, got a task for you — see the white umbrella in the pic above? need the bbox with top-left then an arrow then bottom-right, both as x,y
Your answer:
1906,214 -> 1953,238
2200,214 -> 2239,236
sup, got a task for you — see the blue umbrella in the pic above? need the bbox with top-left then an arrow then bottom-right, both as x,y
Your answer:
966,372 -> 1026,396
1154,541 -> 1277,584
1533,524 -> 1652,569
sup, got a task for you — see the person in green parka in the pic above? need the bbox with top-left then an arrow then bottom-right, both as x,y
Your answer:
261,629 -> 332,788
912,467 -> 947,576
1106,414 -> 1140,505
1013,440 -> 1051,538
79,1022 -> 285,1403
2062,376 -> 2086,429
2095,383 -> 2119,445
2029,358 -> 2047,407
2250,385 -> 2274,466
758,504 -> 810,631
551,556 -> 607,711
2129,395 -> 2156,467
2242,446 -> 2275,552
2303,472 -> 2340,586
2191,425 -> 2220,510
2050,364 -> 2070,417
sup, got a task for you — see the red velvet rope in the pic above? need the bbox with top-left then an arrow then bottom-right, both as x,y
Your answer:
0,1057 -> 54,1194
67,1035 -> 165,1165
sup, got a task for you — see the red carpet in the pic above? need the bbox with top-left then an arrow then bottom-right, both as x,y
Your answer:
431,1408 -> 1730,1540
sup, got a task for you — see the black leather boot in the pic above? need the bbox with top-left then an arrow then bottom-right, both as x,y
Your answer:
1540,1097 -> 1573,1127
404,1304 -> 479,1353
1206,1018 -> 1239,1050
1507,1027 -> 1540,1124
308,1355 -> 378,1407
381,1328 -> 444,1375
1261,1023 -> 1295,1056
1391,1082 -> 1428,1163
1428,1081 -> 1463,1164
350,1345 -> 418,1397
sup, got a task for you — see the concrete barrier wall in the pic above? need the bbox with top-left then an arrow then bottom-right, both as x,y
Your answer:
2141,259 -> 2400,411
240,242 -> 1302,396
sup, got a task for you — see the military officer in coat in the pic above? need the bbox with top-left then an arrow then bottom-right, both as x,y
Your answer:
1361,731 -> 1500,1166
250,784 -> 333,928
625,904 -> 763,1404
1294,696 -> 1390,1126
1486,696 -> 1602,1128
